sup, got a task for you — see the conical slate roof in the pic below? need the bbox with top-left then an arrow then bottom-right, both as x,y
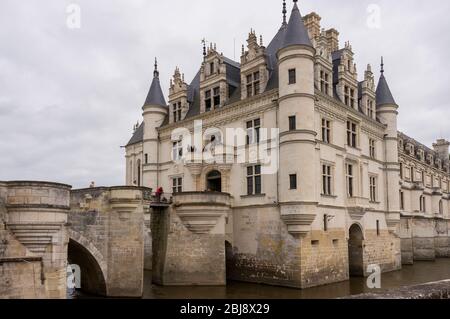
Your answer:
143,60 -> 167,107
281,1 -> 312,49
376,65 -> 396,106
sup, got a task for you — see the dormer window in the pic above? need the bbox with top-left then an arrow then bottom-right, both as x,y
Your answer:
210,62 -> 215,75
344,86 -> 355,108
320,71 -> 330,95
173,102 -> 182,123
213,87 -> 220,107
205,90 -> 212,112
367,100 -> 374,118
246,71 -> 260,98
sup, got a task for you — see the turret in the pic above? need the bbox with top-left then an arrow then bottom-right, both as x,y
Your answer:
375,58 -> 400,230
142,58 -> 168,190
277,0 -> 316,206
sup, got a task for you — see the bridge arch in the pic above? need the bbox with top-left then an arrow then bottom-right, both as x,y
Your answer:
68,229 -> 107,296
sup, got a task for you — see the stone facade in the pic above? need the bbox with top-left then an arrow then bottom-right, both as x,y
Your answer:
398,134 -> 450,264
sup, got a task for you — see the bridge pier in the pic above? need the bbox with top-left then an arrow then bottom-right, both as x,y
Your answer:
69,186 -> 149,297
0,181 -> 71,299
151,192 -> 230,286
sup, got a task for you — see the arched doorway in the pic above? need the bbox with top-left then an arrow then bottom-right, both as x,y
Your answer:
348,224 -> 364,277
68,239 -> 107,296
206,170 -> 222,192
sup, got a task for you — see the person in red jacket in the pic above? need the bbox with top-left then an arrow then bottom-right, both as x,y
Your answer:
155,187 -> 164,202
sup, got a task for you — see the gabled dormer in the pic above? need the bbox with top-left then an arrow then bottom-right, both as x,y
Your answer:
240,30 -> 269,100
314,29 -> 333,97
333,42 -> 358,110
168,67 -> 189,124
199,45 -> 235,113
360,64 -> 376,119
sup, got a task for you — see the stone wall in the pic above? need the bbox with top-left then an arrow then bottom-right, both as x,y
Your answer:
69,187 -> 148,297
228,206 -> 304,288
399,216 -> 450,264
363,230 -> 401,275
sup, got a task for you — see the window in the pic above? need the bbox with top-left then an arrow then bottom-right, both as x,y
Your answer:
410,167 -> 415,182
320,71 -> 330,94
289,116 -> 296,131
172,177 -> 183,193
439,200 -> 443,215
246,119 -> 261,144
144,154 -> 148,164
324,214 -> 328,232
369,176 -> 377,202
367,100 -> 374,118
247,165 -> 262,195
420,196 -> 426,213
376,220 -> 380,236
369,139 -> 376,159
246,71 -> 260,98
344,86 -> 355,107
172,139 -> 183,161
288,69 -> 296,85
421,171 -> 425,184
346,164 -> 354,198
210,62 -> 215,75
322,164 -> 333,196
289,174 -> 297,190
346,120 -> 357,148
173,102 -> 182,122
322,119 -> 331,144
205,90 -> 212,112
399,163 -> 403,179
400,191 -> 404,210
213,87 -> 220,107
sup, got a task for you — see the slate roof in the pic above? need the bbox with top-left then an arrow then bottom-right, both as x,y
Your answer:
144,68 -> 167,107
281,2 -> 313,49
126,122 -> 144,147
376,73 -> 397,107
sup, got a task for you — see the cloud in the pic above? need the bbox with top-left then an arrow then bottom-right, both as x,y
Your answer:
0,0 -> 449,188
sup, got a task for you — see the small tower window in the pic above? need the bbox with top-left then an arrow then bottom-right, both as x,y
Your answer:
210,62 -> 215,75
376,220 -> 380,236
289,174 -> 297,190
288,69 -> 296,85
144,154 -> 148,164
289,116 -> 296,131
400,191 -> 404,210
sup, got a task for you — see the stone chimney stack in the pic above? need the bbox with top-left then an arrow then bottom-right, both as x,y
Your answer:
304,12 -> 321,40
325,28 -> 339,52
433,139 -> 450,163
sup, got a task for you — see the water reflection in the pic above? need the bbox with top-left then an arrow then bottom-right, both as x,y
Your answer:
75,259 -> 450,299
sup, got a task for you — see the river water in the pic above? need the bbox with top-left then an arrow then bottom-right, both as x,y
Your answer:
72,259 -> 450,299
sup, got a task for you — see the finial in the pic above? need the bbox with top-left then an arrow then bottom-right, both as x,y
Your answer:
381,56 -> 384,74
202,38 -> 207,59
282,0 -> 287,25
153,57 -> 159,78
242,44 -> 245,55
260,35 -> 263,46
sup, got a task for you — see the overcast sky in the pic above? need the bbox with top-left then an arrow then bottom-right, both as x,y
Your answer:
0,0 -> 449,188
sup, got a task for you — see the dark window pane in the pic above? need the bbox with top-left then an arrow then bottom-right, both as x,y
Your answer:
247,177 -> 253,195
288,69 -> 296,84
255,176 -> 262,194
289,116 -> 296,131
255,165 -> 261,175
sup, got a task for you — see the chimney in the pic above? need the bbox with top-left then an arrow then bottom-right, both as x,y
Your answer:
325,28 -> 339,52
433,139 -> 450,163
304,12 -> 321,40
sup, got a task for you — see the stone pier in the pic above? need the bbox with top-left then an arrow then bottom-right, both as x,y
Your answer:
151,192 -> 230,286
0,181 -> 71,299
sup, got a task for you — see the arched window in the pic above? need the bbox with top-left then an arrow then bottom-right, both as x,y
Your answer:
439,200 -> 443,215
206,170 -> 222,192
